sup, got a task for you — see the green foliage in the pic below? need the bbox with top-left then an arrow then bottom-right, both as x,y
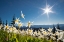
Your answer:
0,29 -> 54,42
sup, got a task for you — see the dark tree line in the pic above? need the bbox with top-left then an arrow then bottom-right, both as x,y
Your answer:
0,15 -> 61,32
11,14 -> 15,27
0,14 -> 16,29
0,18 -> 2,25
52,24 -> 60,34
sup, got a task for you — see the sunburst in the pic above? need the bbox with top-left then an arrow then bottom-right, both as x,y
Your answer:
41,3 -> 54,18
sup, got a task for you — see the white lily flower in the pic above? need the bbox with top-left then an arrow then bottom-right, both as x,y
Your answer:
9,26 -> 18,33
42,30 -> 47,35
15,18 -> 20,24
63,39 -> 64,42
33,30 -> 38,36
58,32 -> 64,41
18,22 -> 23,28
26,29 -> 33,35
48,27 -> 53,32
0,24 -> 3,29
21,11 -> 25,19
29,29 -> 33,35
4,24 -> 9,29
40,28 -> 45,32
55,31 -> 60,36
28,21 -> 31,28
37,30 -> 41,36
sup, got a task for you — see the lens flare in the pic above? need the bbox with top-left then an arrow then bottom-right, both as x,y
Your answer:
41,3 -> 54,18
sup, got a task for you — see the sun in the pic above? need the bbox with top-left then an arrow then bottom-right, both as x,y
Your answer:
41,3 -> 54,18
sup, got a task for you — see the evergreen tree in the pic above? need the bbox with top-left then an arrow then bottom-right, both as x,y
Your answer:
2,21 -> 4,28
0,17 -> 2,25
52,25 -> 56,34
6,20 -> 8,26
57,23 -> 60,30
11,14 -> 15,27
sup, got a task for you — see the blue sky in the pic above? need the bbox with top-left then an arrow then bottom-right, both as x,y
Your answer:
0,0 -> 64,25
